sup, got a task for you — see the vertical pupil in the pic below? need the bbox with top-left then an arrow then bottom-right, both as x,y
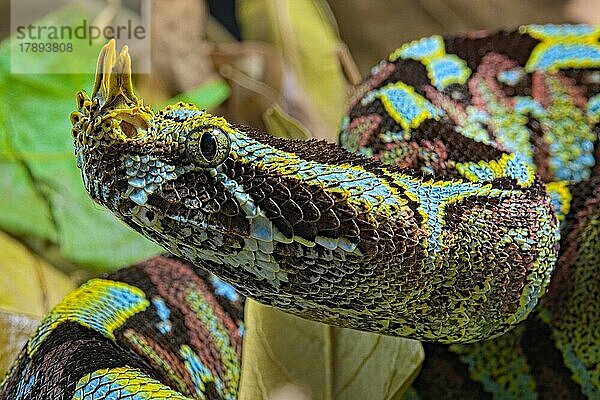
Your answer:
200,132 -> 217,160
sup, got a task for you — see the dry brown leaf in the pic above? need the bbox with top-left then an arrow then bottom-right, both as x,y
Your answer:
212,41 -> 329,141
137,0 -> 219,103
213,41 -> 285,129
565,0 -> 600,24
328,0 -> 569,74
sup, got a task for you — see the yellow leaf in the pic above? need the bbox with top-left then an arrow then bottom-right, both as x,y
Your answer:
0,311 -> 40,377
238,0 -> 354,142
239,300 -> 424,400
0,231 -> 74,376
0,232 -> 74,316
264,104 -> 313,140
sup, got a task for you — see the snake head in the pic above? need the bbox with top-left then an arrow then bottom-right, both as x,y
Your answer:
70,42 -> 297,293
71,40 -> 236,211
71,40 -> 153,203
70,41 -> 311,301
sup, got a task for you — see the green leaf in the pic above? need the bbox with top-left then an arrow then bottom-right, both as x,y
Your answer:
238,300 -> 424,400
0,152 -> 57,241
167,79 -> 231,109
0,4 -> 162,271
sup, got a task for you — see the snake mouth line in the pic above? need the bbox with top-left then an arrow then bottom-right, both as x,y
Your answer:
92,39 -> 138,109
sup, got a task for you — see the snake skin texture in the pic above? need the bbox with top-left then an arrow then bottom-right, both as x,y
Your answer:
342,25 -> 599,400
1,24 -> 599,399
0,256 -> 244,399
68,35 -> 558,345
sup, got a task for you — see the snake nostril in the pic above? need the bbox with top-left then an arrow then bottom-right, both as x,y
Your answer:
120,120 -> 138,138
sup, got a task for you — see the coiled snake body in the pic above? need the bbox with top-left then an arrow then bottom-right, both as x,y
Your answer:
1,24 -> 599,399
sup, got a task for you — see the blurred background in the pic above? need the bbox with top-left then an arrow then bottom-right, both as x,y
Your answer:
0,0 -> 598,398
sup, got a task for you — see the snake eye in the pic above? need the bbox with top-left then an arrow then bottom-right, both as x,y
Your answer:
200,132 -> 217,159
186,126 -> 231,167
